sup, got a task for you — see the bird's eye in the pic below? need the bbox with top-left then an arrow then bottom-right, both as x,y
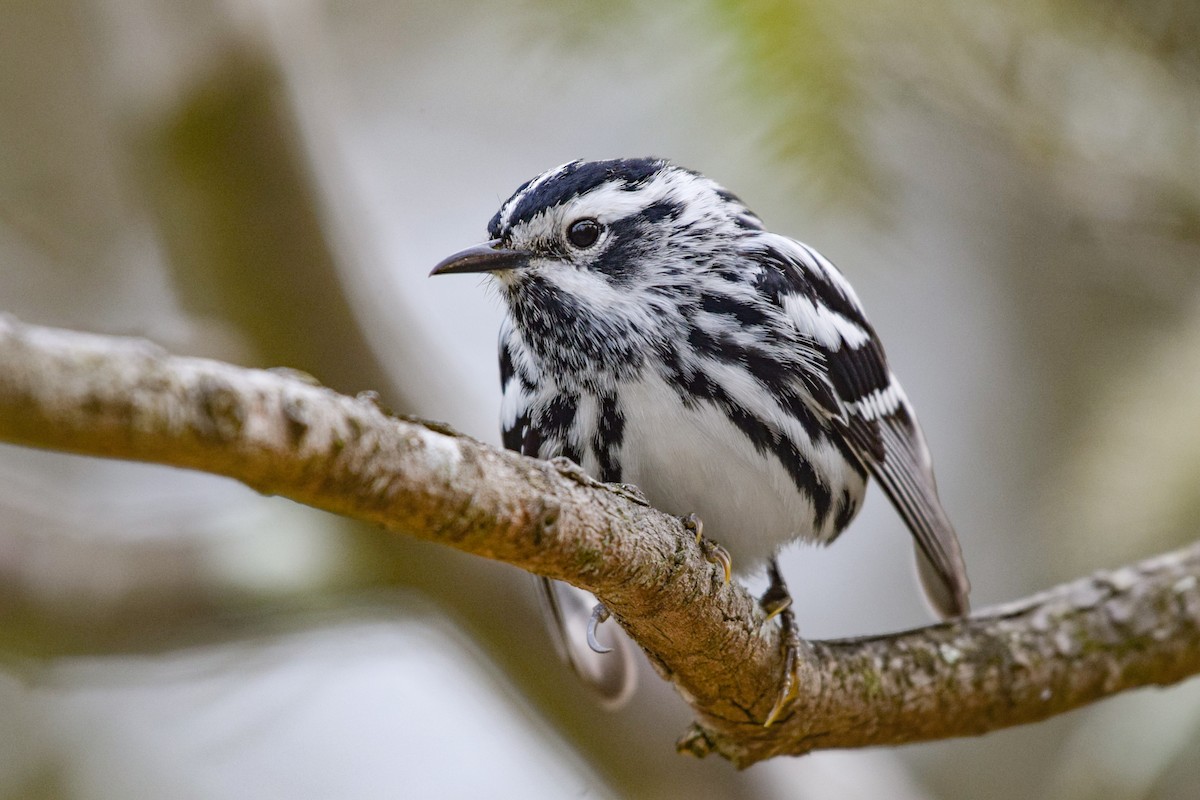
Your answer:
566,218 -> 602,249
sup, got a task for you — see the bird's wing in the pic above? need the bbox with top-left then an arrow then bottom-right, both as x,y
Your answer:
756,235 -> 971,618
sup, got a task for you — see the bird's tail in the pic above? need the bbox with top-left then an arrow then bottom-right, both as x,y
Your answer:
537,577 -> 637,708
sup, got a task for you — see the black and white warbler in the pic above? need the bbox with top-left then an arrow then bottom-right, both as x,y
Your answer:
432,158 -> 970,722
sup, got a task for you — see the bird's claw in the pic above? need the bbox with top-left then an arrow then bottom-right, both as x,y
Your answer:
759,585 -> 792,621
763,615 -> 800,727
587,603 -> 613,654
703,540 -> 733,586
762,558 -> 799,726
682,512 -> 732,585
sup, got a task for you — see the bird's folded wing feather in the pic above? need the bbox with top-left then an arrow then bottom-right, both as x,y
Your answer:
760,236 -> 970,618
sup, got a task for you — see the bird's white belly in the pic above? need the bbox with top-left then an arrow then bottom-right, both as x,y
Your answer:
579,370 -> 833,574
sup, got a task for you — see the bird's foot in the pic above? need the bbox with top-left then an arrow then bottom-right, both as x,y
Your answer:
763,605 -> 800,726
762,558 -> 800,727
682,512 -> 731,585
759,581 -> 792,621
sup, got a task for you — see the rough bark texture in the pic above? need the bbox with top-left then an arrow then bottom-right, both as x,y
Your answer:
1,316 -> 1198,767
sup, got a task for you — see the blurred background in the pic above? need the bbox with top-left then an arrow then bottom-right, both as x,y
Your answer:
2,0 -> 1199,797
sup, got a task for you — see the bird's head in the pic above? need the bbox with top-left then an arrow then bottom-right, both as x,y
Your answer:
430,158 -> 763,291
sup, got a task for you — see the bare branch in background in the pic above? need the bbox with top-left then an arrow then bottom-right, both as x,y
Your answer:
1,315 -> 1198,767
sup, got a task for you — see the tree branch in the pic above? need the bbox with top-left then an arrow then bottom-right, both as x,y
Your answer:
1,315 -> 1198,767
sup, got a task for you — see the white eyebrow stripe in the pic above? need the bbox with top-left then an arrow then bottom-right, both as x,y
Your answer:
499,161 -> 578,230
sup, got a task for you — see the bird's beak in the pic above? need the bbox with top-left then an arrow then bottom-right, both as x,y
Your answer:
429,239 -> 531,276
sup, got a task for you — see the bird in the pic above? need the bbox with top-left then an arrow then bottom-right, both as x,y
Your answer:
430,157 -> 970,724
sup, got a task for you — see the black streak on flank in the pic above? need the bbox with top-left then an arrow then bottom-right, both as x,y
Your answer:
659,345 -> 833,523
556,438 -> 584,465
499,341 -> 515,390
594,394 -> 625,482
518,395 -> 584,464
520,420 -> 542,457
721,394 -> 832,527
505,344 -> 537,393
833,488 -> 859,536
686,325 -> 783,399
539,393 -> 579,441
504,410 -> 530,453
